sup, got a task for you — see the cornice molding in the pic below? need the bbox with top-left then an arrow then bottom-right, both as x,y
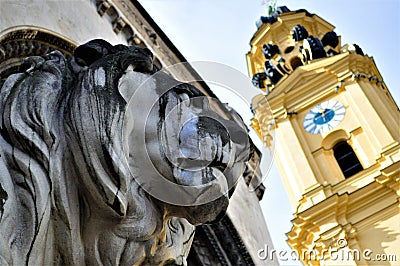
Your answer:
287,171 -> 399,260
188,216 -> 255,266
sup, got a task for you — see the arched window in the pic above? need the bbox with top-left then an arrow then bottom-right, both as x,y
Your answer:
333,141 -> 363,178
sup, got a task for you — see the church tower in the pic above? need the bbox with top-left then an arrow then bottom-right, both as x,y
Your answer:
247,6 -> 400,265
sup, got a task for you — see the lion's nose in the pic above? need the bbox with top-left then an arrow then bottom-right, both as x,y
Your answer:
177,115 -> 250,168
178,117 -> 231,168
177,122 -> 218,171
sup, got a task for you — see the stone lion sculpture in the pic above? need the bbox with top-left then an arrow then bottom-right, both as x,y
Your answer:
0,40 -> 249,265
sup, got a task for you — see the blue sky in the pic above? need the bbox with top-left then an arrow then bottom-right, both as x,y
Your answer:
138,0 -> 399,263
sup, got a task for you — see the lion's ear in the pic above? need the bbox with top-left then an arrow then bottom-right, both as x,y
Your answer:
71,39 -> 113,71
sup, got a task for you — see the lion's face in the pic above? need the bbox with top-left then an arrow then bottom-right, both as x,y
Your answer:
119,70 -> 250,224
69,39 -> 249,224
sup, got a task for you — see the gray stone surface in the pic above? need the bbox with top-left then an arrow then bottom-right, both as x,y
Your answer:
0,0 -> 125,45
0,40 -> 250,265
227,177 -> 278,265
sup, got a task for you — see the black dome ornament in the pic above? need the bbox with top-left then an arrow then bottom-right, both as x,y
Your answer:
301,36 -> 327,63
321,31 -> 339,48
262,44 -> 280,59
264,60 -> 283,84
292,25 -> 309,42
256,5 -> 291,28
353,44 -> 364,55
252,72 -> 268,88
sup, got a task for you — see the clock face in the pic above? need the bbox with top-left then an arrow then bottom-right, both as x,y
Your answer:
303,100 -> 345,134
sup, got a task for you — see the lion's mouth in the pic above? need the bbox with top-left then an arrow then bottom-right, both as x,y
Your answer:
172,118 -> 231,188
159,99 -> 247,205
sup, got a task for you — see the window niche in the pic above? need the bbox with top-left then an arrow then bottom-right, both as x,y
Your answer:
333,141 -> 363,178
321,130 -> 364,180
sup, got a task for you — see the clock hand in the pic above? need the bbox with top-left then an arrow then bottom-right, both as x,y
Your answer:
320,108 -> 326,122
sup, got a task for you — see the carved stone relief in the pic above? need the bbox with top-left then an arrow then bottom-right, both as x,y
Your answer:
0,27 -> 76,80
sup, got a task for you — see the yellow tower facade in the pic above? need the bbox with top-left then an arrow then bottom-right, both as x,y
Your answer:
247,7 -> 400,265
